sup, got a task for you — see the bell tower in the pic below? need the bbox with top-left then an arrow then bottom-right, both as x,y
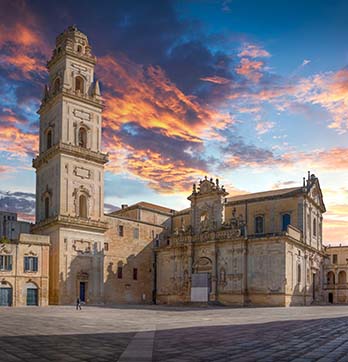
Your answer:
33,26 -> 108,305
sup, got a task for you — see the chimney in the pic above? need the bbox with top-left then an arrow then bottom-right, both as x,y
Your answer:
121,204 -> 128,210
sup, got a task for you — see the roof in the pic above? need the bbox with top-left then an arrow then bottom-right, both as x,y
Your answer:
173,207 -> 191,216
227,187 -> 303,204
111,201 -> 175,215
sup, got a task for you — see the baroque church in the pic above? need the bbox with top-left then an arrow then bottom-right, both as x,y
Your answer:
1,26 -> 327,307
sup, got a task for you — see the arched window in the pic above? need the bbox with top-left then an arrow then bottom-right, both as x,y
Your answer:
77,45 -> 82,53
327,271 -> 335,285
255,215 -> 264,234
46,129 -> 52,150
297,264 -> 301,284
78,127 -> 87,148
44,197 -> 50,219
79,194 -> 87,218
282,213 -> 291,231
53,77 -> 60,94
338,271 -> 346,284
75,76 -> 84,93
313,218 -> 317,237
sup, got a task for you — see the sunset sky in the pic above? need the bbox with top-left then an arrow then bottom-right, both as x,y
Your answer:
0,0 -> 347,244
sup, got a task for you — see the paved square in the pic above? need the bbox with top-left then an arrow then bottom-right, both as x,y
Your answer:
1,305 -> 348,361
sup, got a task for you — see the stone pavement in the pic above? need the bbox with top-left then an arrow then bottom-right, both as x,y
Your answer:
1,305 -> 348,361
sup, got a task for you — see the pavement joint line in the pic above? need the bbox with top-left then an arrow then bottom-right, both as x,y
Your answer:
117,330 -> 155,362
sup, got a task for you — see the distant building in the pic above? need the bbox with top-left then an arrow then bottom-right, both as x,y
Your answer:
324,246 -> 348,304
0,211 -> 31,241
0,233 -> 50,306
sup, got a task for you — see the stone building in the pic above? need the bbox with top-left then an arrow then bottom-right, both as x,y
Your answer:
22,26 -> 329,307
324,246 -> 348,304
0,233 -> 50,306
0,211 -> 31,241
155,174 -> 326,306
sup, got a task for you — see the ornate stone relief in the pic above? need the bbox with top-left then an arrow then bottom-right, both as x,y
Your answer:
73,166 -> 91,179
73,108 -> 91,121
72,240 -> 91,254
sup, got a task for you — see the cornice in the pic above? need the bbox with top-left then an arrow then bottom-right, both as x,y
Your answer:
32,142 -> 109,169
39,89 -> 102,114
32,215 -> 109,233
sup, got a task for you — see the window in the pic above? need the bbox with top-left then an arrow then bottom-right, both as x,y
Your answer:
133,268 -> 138,280
44,197 -> 50,219
79,194 -> 87,218
75,76 -> 84,93
0,255 -> 12,271
46,129 -> 52,150
133,228 -> 139,239
24,256 -> 38,272
104,243 -> 109,251
53,77 -> 60,94
282,213 -> 291,232
78,127 -> 87,148
77,45 -> 82,53
297,264 -> 301,284
118,225 -> 124,237
255,216 -> 264,234
333,254 -> 338,264
117,266 -> 122,279
313,218 -> 317,237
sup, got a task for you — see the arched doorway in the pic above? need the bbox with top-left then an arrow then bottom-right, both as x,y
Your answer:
25,282 -> 38,306
191,257 -> 213,302
338,271 -> 346,285
0,282 -> 12,306
327,271 -> 335,285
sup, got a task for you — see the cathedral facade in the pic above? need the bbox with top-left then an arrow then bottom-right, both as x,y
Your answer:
29,26 -> 326,307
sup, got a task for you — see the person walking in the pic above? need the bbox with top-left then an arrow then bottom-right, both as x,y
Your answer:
76,297 -> 81,310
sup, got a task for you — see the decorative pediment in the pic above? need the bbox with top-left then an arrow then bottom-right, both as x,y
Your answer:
188,176 -> 228,201
306,174 -> 326,212
0,246 -> 11,254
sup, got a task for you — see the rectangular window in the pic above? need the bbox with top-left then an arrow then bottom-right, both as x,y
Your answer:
24,256 -> 38,272
133,228 -> 139,239
117,266 -> 123,279
104,242 -> 109,251
0,255 -> 12,271
133,268 -> 138,280
118,225 -> 124,237
333,254 -> 338,264
255,216 -> 264,234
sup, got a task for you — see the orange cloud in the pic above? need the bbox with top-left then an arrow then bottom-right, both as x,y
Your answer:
99,55 -> 230,143
238,44 -> 270,58
236,58 -> 264,83
0,125 -> 38,157
97,54 -> 234,193
200,76 -> 231,84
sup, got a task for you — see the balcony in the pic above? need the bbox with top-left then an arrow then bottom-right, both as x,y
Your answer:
33,142 -> 109,169
32,214 -> 109,233
324,283 -> 348,290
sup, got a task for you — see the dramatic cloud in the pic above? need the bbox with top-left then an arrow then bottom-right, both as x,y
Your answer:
236,58 -> 264,83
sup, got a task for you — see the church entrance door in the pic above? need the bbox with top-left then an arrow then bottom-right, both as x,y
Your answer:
80,282 -> 86,302
191,257 -> 213,302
